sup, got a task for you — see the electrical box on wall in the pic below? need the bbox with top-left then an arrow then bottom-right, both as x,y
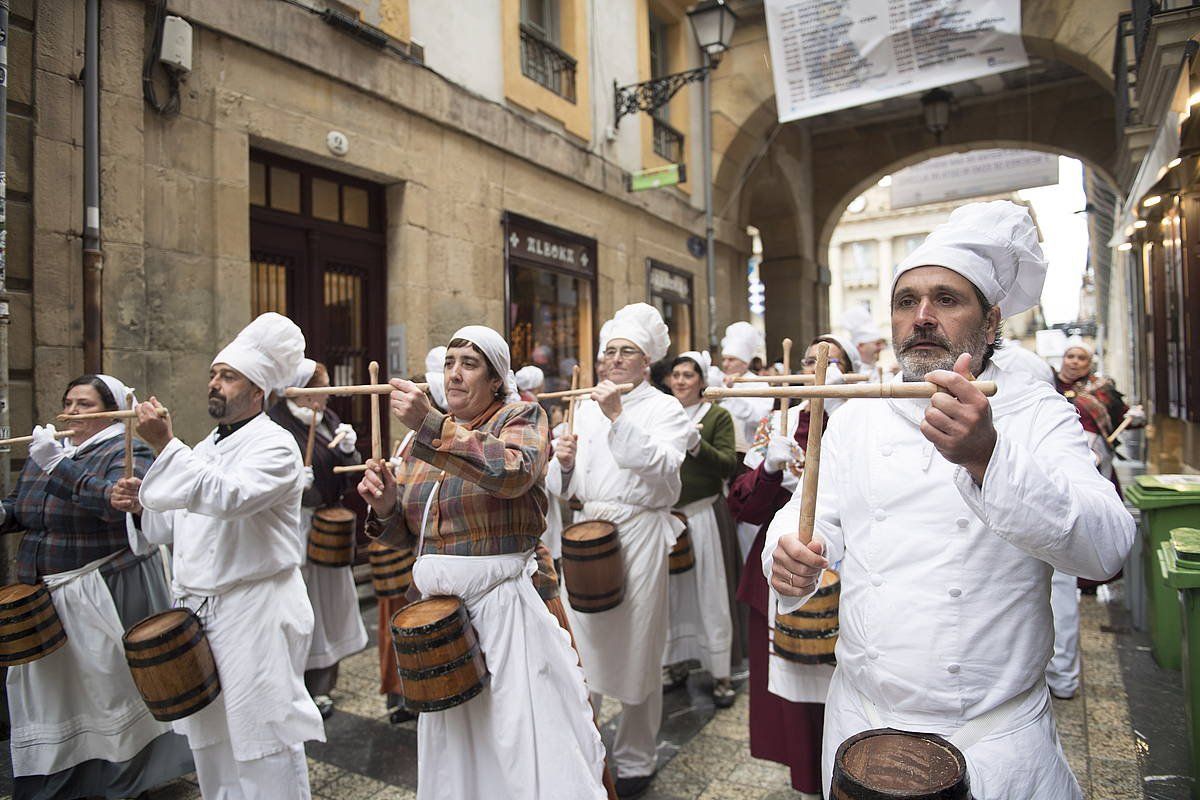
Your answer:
160,15 -> 193,73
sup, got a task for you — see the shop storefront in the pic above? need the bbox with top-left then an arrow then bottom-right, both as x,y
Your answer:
647,259 -> 694,358
504,213 -> 597,395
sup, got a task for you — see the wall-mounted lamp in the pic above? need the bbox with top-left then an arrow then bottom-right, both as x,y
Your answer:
921,88 -> 953,141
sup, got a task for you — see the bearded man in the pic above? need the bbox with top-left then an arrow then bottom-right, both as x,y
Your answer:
765,202 -> 1134,799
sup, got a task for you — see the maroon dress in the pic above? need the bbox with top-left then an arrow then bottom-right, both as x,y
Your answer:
727,408 -> 825,795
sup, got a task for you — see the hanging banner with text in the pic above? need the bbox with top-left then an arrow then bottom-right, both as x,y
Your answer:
764,0 -> 1027,123
889,148 -> 1059,209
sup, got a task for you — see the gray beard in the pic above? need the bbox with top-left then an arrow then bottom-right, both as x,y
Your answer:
898,325 -> 990,382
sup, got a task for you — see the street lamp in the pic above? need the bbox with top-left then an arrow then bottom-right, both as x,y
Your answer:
921,88 -> 953,141
613,0 -> 738,350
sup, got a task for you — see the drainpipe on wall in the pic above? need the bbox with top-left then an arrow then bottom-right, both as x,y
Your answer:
82,0 -> 102,373
0,0 -> 10,494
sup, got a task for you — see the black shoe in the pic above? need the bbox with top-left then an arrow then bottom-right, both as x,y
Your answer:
389,706 -> 417,725
313,694 -> 334,719
661,664 -> 689,691
615,773 -> 655,799
712,678 -> 736,708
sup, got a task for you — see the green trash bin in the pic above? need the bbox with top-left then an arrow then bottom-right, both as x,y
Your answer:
1128,476 -> 1200,671
1159,530 -> 1200,794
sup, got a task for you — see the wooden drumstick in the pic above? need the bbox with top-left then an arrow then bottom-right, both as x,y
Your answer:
327,429 -> 348,450
304,411 -> 318,468
566,364 -> 580,436
333,464 -> 371,474
369,360 -> 382,463
780,338 -> 793,438
536,383 -> 634,400
286,382 -> 427,398
797,343 -> 830,545
733,373 -> 868,384
0,430 -> 74,447
1106,416 -> 1134,444
703,381 -> 998,400
57,407 -> 168,421
124,390 -> 136,480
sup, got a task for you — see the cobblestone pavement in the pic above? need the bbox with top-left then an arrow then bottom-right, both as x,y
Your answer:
0,583 -> 1189,799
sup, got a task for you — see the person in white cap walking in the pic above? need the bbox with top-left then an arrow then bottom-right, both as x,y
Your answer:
767,201 -> 1135,799
112,312 -> 324,799
718,322 -> 773,456
839,305 -> 889,382
514,364 -> 546,402
549,303 -> 692,799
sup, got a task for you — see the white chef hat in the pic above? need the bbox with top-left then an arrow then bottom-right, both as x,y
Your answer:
706,366 -> 725,388
677,350 -> 712,375
426,372 -> 448,411
603,303 -> 670,363
840,305 -> 886,346
94,374 -> 136,410
721,321 -> 763,365
514,365 -> 545,392
893,200 -> 1047,318
815,332 -> 863,374
425,346 -> 447,375
290,358 -> 317,390
213,312 -> 306,405
596,319 -> 615,360
450,325 -> 522,403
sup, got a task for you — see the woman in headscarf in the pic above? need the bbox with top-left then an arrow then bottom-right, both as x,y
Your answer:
1,375 -> 193,799
268,359 -> 367,720
1054,341 -> 1141,490
726,338 -> 843,800
357,326 -> 606,800
663,350 -> 739,707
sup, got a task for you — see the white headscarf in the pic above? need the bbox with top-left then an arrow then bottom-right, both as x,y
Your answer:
721,321 -> 763,365
212,313 -> 306,407
425,346 -> 447,375
514,365 -> 545,392
677,350 -> 712,375
893,200 -> 1047,317
450,325 -> 521,403
816,332 -> 864,374
426,372 -> 448,411
94,374 -> 137,410
603,303 -> 670,362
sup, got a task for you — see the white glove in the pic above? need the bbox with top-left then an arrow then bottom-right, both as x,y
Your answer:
29,425 -> 68,474
685,424 -> 702,455
302,466 -> 315,490
334,423 -> 358,454
763,433 -> 801,474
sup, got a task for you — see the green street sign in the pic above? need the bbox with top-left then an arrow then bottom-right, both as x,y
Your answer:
627,163 -> 687,192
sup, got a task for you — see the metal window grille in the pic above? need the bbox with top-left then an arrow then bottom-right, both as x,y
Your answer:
652,117 -> 685,163
520,24 -> 577,102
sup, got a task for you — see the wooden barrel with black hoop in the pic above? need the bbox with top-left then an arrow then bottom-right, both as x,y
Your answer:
368,541 -> 415,598
389,596 -> 488,713
831,728 -> 971,799
307,506 -> 356,567
668,511 -> 694,575
0,583 -> 67,666
561,520 -> 624,613
773,569 -> 839,664
123,608 -> 221,722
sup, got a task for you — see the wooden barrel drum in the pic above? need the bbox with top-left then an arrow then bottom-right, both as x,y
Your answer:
390,596 -> 488,713
123,608 -> 221,722
668,511 -> 694,575
773,569 -> 839,664
831,728 -> 970,799
561,520 -> 625,613
0,583 -> 67,666
368,541 -> 415,598
307,506 -> 356,568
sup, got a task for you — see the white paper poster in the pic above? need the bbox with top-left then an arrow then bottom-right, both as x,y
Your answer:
889,149 -> 1059,209
764,0 -> 1028,123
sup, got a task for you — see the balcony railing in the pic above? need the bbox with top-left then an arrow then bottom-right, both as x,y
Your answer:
652,117 -> 685,163
520,24 -> 577,103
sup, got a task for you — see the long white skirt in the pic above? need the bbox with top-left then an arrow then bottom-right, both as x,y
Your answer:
663,495 -> 734,679
8,556 -> 173,776
299,509 -> 368,671
412,552 -> 606,800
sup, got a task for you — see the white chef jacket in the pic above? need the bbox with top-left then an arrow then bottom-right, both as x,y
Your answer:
547,381 -> 691,702
138,413 -> 306,595
135,413 -> 325,761
762,363 -> 1134,797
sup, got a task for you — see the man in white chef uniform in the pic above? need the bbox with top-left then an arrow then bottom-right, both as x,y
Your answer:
112,312 -> 325,799
549,303 -> 692,799
766,201 -> 1135,799
719,321 -> 773,558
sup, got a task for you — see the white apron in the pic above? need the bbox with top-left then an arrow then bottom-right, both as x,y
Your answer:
298,508 -> 368,671
172,568 -> 326,761
411,552 -> 606,800
664,495 -> 734,680
567,500 -> 683,703
822,669 -> 1080,799
8,555 -> 172,776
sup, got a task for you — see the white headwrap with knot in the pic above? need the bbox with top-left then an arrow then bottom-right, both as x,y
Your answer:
603,303 -> 670,363
721,321 -> 763,365
817,332 -> 864,375
94,374 -> 137,410
450,325 -> 522,403
212,312 -> 306,408
514,365 -> 545,392
678,350 -> 712,375
893,200 -> 1047,317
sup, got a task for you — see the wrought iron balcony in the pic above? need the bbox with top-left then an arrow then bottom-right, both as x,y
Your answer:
652,117 -> 685,163
520,24 -> 577,103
